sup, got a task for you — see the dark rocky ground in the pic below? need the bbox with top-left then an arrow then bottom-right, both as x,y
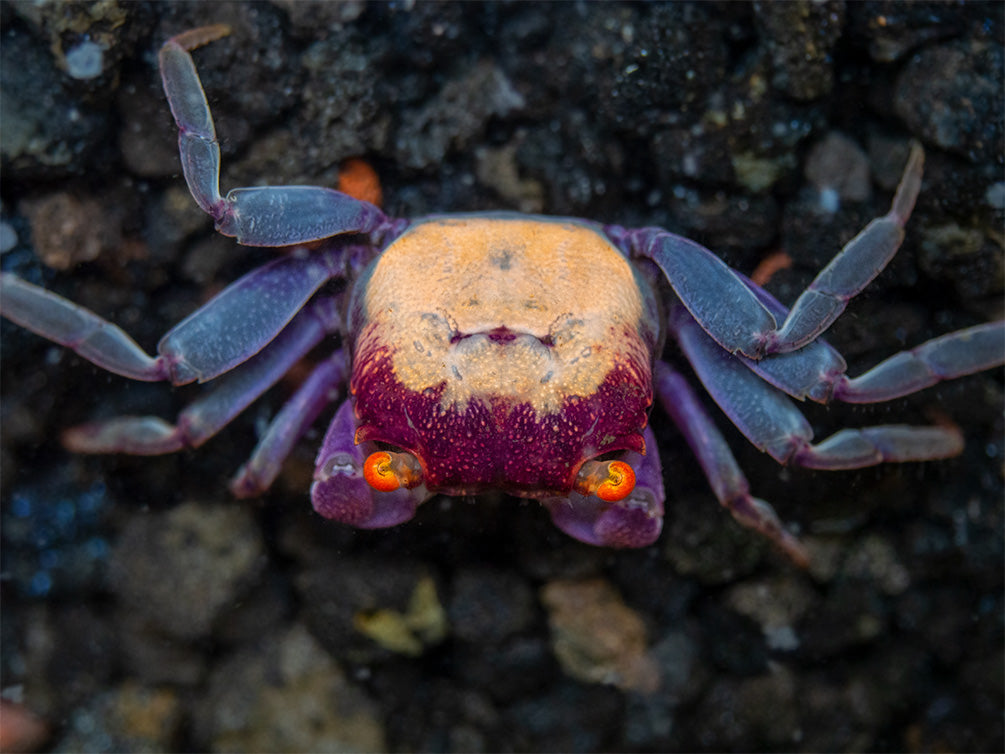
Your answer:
1,2 -> 1002,752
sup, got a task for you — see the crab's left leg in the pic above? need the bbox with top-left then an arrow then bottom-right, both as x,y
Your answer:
731,272 -> 1005,404
160,26 -> 390,248
230,351 -> 348,498
655,361 -> 810,566
629,143 -> 923,360
62,301 -> 335,455
540,425 -> 666,549
671,305 -> 965,470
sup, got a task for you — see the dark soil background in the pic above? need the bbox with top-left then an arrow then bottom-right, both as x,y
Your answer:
1,2 -> 1003,752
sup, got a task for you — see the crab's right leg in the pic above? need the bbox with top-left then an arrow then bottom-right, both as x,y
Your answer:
160,26 -> 389,247
61,300 -> 336,455
311,400 -> 431,529
654,361 -> 810,567
1,250 -> 339,385
230,350 -> 348,498
1,273 -> 170,382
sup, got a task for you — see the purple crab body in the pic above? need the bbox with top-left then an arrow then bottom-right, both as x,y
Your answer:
348,215 -> 658,497
2,25 -> 1003,565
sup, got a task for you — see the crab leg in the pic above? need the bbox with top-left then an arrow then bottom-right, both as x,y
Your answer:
732,273 -> 1005,404
671,306 -> 965,468
632,143 -> 924,360
230,351 -> 348,498
61,302 -> 333,455
832,321 -> 1005,403
160,26 -> 387,247
654,361 -> 809,566
311,399 -> 431,529
632,228 -> 776,360
1,251 -> 340,385
1,273 -> 170,382
759,143 -> 923,355
158,251 -> 343,383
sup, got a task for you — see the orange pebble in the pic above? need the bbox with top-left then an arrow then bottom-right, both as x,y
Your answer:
0,700 -> 49,753
749,250 -> 793,287
338,158 -> 383,208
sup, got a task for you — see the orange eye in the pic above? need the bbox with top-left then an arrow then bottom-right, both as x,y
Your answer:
363,450 -> 424,492
574,459 -> 636,502
596,460 -> 636,502
363,451 -> 400,492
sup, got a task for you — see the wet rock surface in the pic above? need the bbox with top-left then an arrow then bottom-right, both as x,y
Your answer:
1,2 -> 1002,752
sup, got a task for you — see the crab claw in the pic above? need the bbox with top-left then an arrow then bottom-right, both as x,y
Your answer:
311,401 -> 429,528
542,427 -> 665,548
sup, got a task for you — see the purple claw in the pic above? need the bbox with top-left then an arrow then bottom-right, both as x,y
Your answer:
311,400 -> 429,528
541,426 -> 665,549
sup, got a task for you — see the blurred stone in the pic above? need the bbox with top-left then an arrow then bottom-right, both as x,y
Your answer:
192,624 -> 386,753
20,192 -> 124,271
540,578 -> 659,693
724,574 -> 818,651
0,25 -> 110,180
895,40 -> 1004,163
108,501 -> 265,641
295,556 -> 447,662
449,568 -> 535,644
754,0 -> 845,100
696,666 -> 801,749
395,61 -> 524,170
52,682 -> 182,754
805,132 -> 872,203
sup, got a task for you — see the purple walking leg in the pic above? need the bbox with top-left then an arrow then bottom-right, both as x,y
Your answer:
632,143 -> 925,360
730,271 -> 1005,404
159,26 -> 388,247
655,361 -> 810,566
61,302 -> 335,455
1,273 -> 171,382
1,250 -> 342,386
832,321 -> 1005,403
671,305 -> 965,470
230,351 -> 348,498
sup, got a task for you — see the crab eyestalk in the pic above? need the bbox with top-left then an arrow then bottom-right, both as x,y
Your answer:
363,450 -> 424,492
573,459 -> 636,502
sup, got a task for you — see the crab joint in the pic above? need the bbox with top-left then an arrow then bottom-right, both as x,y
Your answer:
574,459 -> 636,502
363,450 -> 423,492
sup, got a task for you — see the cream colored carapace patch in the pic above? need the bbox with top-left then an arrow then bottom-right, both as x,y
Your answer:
361,216 -> 649,414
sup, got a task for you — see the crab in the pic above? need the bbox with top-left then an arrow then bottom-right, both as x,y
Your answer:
2,26 -> 1003,566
